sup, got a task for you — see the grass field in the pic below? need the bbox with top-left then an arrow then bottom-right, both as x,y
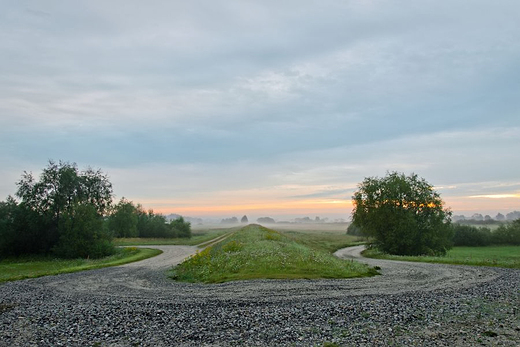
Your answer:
363,246 -> 520,269
114,227 -> 236,247
270,223 -> 365,253
0,247 -> 162,283
170,224 -> 377,283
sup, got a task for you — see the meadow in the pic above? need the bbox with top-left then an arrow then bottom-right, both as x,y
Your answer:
363,245 -> 520,269
0,247 -> 162,283
170,224 -> 376,283
269,222 -> 365,253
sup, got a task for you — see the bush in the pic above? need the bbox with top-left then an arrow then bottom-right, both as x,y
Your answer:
452,224 -> 492,246
492,220 -> 520,245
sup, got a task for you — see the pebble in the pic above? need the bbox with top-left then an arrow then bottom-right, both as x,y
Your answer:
0,263 -> 518,346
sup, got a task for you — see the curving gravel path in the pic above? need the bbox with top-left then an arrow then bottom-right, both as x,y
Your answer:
0,245 -> 518,346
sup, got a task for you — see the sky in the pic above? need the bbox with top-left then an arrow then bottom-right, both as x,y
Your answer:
1,0 -> 519,221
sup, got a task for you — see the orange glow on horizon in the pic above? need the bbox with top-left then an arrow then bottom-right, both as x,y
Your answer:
126,193 -> 519,217
143,199 -> 353,216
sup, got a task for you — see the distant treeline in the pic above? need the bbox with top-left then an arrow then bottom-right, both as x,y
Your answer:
453,211 -> 520,222
109,198 -> 191,239
0,161 -> 191,260
220,215 -> 339,224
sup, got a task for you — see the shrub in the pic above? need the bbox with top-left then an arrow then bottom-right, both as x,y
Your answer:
452,224 -> 492,246
492,220 -> 520,245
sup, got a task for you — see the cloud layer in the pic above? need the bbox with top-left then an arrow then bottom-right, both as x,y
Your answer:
1,1 -> 519,219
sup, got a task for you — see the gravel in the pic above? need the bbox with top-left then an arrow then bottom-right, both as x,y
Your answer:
0,245 -> 518,346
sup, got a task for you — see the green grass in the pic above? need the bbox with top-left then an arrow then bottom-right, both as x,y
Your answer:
170,224 -> 378,283
267,223 -> 365,253
0,247 -> 162,283
114,227 -> 235,247
363,246 -> 520,268
280,230 -> 365,253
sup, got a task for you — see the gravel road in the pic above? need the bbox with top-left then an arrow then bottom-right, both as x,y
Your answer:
0,245 -> 518,346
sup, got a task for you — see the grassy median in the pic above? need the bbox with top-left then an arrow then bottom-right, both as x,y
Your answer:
170,224 -> 377,283
363,245 -> 520,269
0,247 -> 162,283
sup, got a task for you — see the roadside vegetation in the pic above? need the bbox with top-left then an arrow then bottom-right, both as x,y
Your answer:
451,221 -> 520,246
115,227 -> 235,247
271,223 -> 365,253
358,215 -> 520,268
171,224 -> 377,283
0,247 -> 162,283
363,246 -> 520,269
0,160 -> 191,261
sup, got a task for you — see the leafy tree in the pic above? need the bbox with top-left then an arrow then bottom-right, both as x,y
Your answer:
108,198 -> 138,238
241,215 -> 249,223
53,203 -> 114,259
352,172 -> 452,256
15,161 -> 112,236
1,160 -> 115,258
170,216 -> 192,238
506,211 -> 520,221
0,197 -> 43,257
136,206 -> 169,238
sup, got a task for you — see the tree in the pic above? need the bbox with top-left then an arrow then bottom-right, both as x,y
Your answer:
108,198 -> 138,238
0,197 -> 43,257
16,161 -> 112,235
241,215 -> 249,224
170,216 -> 192,238
352,172 -> 452,256
6,160 -> 115,258
53,203 -> 114,259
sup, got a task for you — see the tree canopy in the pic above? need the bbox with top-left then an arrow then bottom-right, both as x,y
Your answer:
352,172 -> 453,256
1,160 -> 114,258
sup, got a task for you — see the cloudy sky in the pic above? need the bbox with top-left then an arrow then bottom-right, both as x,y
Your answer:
1,0 -> 519,220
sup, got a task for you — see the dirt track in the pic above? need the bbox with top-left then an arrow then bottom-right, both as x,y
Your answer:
0,244 -> 518,346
